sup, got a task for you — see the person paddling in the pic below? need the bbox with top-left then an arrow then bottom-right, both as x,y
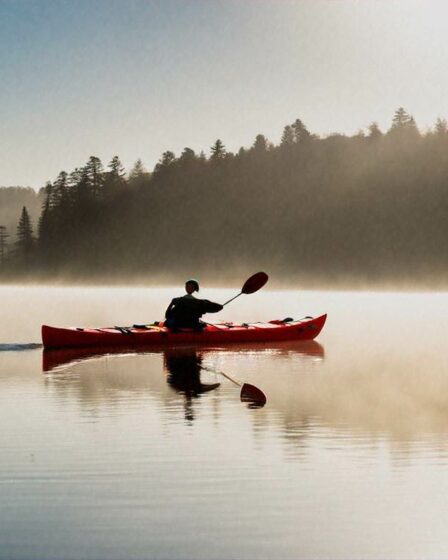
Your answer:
165,279 -> 223,330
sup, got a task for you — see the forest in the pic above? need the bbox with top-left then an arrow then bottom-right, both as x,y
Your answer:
1,108 -> 447,288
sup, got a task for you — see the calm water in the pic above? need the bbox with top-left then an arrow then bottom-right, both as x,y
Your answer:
2,285 -> 448,559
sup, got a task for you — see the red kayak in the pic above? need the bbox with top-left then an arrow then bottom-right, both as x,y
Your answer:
41,314 -> 327,349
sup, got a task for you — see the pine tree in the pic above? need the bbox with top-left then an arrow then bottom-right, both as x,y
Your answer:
128,159 -> 146,181
292,119 -> 311,143
389,108 -> 419,137
180,147 -> 197,163
84,156 -> 104,198
37,190 -> 51,243
108,155 -> 125,177
435,117 -> 448,135
16,206 -> 34,262
69,167 -> 83,188
128,159 -> 148,189
367,122 -> 383,141
104,156 -> 126,197
210,139 -> 226,160
390,107 -> 409,129
280,125 -> 294,146
252,134 -> 269,152
154,151 -> 176,174
52,171 -> 69,207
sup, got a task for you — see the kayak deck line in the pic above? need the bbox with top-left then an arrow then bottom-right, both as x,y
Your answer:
41,314 -> 327,350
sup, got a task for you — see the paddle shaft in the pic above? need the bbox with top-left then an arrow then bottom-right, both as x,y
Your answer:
201,365 -> 267,405
201,366 -> 241,387
222,292 -> 242,307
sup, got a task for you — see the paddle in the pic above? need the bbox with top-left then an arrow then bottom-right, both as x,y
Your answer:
201,365 -> 267,407
115,272 -> 269,331
222,271 -> 269,307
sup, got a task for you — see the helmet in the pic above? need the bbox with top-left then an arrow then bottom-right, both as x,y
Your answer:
185,278 -> 200,292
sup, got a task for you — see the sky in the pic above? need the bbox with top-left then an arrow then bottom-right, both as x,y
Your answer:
1,0 -> 448,188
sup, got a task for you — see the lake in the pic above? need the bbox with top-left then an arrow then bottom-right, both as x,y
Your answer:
1,285 -> 448,559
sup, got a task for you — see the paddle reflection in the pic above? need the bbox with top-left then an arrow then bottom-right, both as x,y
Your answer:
163,348 -> 220,422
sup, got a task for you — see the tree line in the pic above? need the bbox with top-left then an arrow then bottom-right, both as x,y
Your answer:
1,107 -> 448,288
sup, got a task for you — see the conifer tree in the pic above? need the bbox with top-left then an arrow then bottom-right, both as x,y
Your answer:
252,134 -> 269,152
154,151 -> 176,174
52,171 -> 69,207
367,122 -> 383,141
16,206 -> 34,262
180,147 -> 197,162
84,156 -> 104,198
435,118 -> 448,135
37,190 -> 51,244
104,156 -> 126,197
292,119 -> 311,143
108,155 -> 125,177
129,159 -> 146,180
128,159 -> 148,189
389,108 -> 419,135
390,107 -> 409,129
280,125 -> 294,146
210,139 -> 226,160
69,167 -> 83,188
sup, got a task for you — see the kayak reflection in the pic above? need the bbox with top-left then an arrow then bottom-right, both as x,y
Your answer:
42,340 -> 324,372
163,348 -> 220,422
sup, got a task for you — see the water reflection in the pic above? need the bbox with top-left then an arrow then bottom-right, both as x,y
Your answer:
41,341 -> 322,428
40,335 -> 448,461
42,340 -> 324,372
163,348 -> 220,423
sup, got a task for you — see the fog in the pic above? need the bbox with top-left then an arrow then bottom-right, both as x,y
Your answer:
1,110 -> 448,291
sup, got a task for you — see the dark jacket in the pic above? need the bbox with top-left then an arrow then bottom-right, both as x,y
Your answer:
165,295 -> 223,329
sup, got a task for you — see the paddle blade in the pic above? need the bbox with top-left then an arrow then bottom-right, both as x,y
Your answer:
241,272 -> 269,295
240,383 -> 267,407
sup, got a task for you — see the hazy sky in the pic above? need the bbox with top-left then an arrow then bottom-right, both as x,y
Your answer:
2,0 -> 448,188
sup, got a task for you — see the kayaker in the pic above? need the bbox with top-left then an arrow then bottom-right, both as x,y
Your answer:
165,278 -> 223,330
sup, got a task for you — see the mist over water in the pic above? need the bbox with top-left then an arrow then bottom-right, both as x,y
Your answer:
1,285 -> 448,558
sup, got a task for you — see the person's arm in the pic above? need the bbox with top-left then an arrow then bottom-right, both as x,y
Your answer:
201,300 -> 223,314
165,298 -> 177,319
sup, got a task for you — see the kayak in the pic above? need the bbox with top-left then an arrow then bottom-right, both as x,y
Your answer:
42,315 -> 327,349
41,314 -> 327,349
